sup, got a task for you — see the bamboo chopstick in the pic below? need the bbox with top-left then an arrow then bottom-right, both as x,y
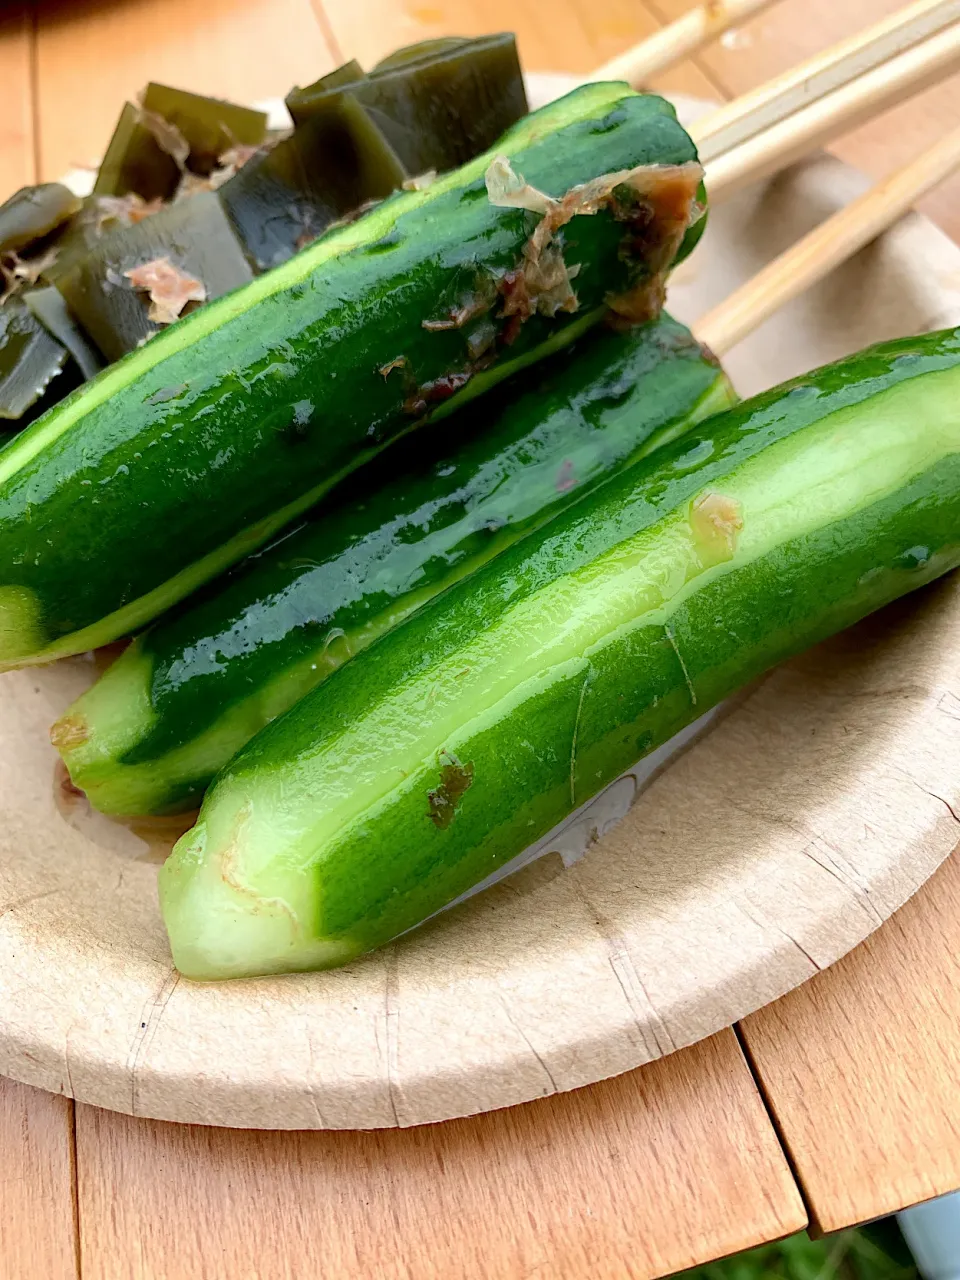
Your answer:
695,122 -> 960,356
585,0 -> 960,200
586,0 -> 782,88
692,0 -> 960,161
705,21 -> 960,200
579,5 -> 960,351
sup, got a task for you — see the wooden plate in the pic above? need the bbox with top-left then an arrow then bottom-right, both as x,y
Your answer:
1,83 -> 959,1129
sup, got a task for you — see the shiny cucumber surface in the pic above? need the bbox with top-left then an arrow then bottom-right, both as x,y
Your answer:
0,84 -> 702,669
56,316 -> 733,816
161,328 -> 960,980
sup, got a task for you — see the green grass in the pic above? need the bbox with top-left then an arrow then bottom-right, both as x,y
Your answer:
675,1222 -> 918,1280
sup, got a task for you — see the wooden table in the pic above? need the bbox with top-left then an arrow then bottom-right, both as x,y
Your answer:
4,2 -> 960,1276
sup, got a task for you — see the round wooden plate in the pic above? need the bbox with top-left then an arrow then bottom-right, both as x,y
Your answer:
1,83 -> 959,1129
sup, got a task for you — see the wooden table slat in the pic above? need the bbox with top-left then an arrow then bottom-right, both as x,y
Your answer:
0,1078 -> 78,1280
0,2 -> 35,193
741,848 -> 960,1235
75,1031 -> 805,1280
0,12 -> 78,1277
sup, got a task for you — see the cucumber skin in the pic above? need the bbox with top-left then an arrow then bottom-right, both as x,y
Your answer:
0,86 -> 701,665
160,329 -> 960,978
65,316 -> 730,815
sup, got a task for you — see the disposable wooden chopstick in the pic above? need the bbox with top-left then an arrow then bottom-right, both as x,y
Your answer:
693,0 -> 960,161
695,121 -> 960,356
586,0 -> 782,88
705,21 -> 960,200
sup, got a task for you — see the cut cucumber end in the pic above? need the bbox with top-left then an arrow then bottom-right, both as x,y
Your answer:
63,632 -> 373,816
53,639 -> 159,815
160,821 -> 356,981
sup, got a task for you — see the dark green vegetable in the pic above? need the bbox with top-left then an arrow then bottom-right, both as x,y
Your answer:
0,191 -> 102,424
140,83 -> 267,176
252,35 -> 528,270
0,184 -> 82,255
0,300 -> 80,426
358,34 -> 528,174
23,288 -> 104,379
159,328 -> 960,979
0,84 -> 703,671
94,86 -> 268,200
39,193 -> 168,289
55,190 -> 253,360
94,102 -> 182,201
374,38 -> 468,69
285,60 -> 367,125
286,35 -> 528,176
219,93 -> 407,270
54,315 -> 734,816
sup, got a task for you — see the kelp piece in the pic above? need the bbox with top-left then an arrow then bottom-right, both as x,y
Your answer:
358,33 -> 528,175
95,87 -> 268,199
94,102 -> 183,201
285,35 -> 527,180
0,185 -> 83,256
141,84 -> 268,177
0,299 -> 80,425
285,60 -> 366,126
41,193 -> 167,287
219,94 -> 407,270
373,38 -> 468,69
55,191 -> 253,360
23,287 -> 104,379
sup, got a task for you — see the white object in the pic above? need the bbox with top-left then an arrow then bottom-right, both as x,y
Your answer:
899,1193 -> 960,1279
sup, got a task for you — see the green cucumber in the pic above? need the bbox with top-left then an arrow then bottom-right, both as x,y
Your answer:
54,316 -> 734,817
0,83 -> 704,670
160,327 -> 960,980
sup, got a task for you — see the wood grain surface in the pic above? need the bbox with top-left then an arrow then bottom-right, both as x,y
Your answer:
742,848 -> 960,1234
0,16 -> 77,1277
0,4 -> 35,194
3,0 -> 960,1273
75,1031 -> 804,1280
0,1078 -> 77,1280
